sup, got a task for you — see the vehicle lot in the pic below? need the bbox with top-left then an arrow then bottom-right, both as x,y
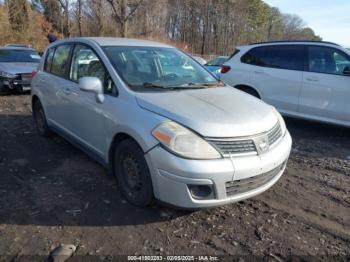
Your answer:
0,94 -> 349,260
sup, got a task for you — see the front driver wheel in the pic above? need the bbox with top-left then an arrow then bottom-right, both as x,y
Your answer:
114,139 -> 155,207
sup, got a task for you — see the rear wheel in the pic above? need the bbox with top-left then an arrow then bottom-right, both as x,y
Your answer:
33,100 -> 52,137
113,139 -> 155,207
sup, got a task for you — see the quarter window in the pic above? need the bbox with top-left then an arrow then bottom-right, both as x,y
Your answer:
44,48 -> 55,72
308,46 -> 350,75
241,45 -> 304,71
50,45 -> 72,77
70,45 -> 115,95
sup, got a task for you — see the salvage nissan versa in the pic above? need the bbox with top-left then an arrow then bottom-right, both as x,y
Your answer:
31,37 -> 292,208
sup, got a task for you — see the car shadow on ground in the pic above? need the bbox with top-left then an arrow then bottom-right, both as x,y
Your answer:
0,114 -> 349,228
0,114 -> 189,228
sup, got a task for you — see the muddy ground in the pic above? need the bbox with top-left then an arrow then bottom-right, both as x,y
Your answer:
0,94 -> 349,261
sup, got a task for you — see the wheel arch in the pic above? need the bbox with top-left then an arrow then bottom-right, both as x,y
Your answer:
108,132 -> 147,169
234,84 -> 261,98
31,95 -> 40,111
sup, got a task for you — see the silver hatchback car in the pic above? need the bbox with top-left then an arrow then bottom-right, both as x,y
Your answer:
31,37 -> 292,209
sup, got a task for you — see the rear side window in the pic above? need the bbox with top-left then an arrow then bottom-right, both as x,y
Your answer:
44,48 -> 55,72
50,45 -> 72,77
227,49 -> 240,60
241,45 -> 304,71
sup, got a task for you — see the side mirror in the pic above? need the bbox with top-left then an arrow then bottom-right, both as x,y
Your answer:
79,77 -> 104,103
343,66 -> 350,76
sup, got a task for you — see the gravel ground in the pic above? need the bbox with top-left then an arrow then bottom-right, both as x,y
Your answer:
0,94 -> 349,261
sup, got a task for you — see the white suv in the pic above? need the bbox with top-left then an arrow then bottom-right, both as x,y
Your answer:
220,41 -> 350,127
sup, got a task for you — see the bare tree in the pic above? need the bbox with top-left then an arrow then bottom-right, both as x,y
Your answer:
75,0 -> 83,36
58,0 -> 70,37
0,0 -> 322,54
106,0 -> 144,37
7,0 -> 28,32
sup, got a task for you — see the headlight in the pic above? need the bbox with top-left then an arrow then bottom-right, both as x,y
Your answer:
272,107 -> 287,136
152,121 -> 221,159
0,71 -> 16,78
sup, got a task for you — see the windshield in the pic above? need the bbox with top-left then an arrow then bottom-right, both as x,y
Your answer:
103,46 -> 218,89
0,49 -> 41,63
206,57 -> 228,66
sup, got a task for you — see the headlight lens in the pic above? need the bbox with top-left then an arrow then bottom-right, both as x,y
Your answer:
152,121 -> 221,159
0,71 -> 16,78
272,107 -> 287,136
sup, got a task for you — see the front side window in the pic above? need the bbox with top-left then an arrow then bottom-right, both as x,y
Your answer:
241,45 -> 304,71
103,46 -> 218,89
308,46 -> 350,75
50,45 -> 72,77
0,49 -> 41,63
70,44 -> 115,95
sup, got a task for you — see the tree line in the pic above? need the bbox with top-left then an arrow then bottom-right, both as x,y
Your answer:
1,0 -> 321,54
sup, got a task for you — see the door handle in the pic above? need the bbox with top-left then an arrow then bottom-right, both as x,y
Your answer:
306,76 -> 319,82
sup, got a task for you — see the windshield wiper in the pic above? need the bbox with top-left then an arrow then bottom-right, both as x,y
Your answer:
142,82 -> 169,89
184,81 -> 224,87
142,82 -> 205,90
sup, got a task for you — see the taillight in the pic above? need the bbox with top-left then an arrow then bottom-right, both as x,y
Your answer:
31,70 -> 37,77
220,65 -> 231,74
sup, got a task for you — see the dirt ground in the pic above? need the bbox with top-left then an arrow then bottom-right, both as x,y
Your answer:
0,94 -> 349,261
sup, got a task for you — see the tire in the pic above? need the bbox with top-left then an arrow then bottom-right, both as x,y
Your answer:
113,139 -> 155,207
239,87 -> 260,98
33,100 -> 52,137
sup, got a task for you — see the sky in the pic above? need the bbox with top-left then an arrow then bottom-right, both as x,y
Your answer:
264,0 -> 350,47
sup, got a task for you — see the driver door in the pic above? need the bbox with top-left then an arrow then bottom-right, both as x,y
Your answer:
299,46 -> 350,123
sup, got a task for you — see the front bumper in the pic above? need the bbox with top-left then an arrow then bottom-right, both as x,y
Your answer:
145,131 -> 292,209
1,76 -> 31,92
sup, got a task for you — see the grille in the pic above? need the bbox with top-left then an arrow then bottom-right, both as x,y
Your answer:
207,122 -> 282,157
209,139 -> 256,157
267,122 -> 282,145
225,162 -> 285,197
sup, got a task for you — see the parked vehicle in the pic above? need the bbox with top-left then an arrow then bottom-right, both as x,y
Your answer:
0,47 -> 41,94
205,56 -> 229,77
220,41 -> 350,127
31,37 -> 292,209
193,56 -> 207,65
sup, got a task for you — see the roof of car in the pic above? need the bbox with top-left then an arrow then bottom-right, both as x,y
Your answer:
236,40 -> 345,51
248,40 -> 340,46
0,46 -> 37,51
55,37 -> 173,48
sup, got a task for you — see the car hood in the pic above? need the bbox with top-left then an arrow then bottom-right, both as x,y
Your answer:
0,62 -> 39,75
135,86 -> 278,138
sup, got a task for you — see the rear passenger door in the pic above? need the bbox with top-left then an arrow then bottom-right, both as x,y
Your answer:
43,44 -> 73,130
243,45 -> 304,114
299,45 -> 350,123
